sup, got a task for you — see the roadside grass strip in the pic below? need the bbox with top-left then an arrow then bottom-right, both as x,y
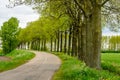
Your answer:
0,50 -> 35,72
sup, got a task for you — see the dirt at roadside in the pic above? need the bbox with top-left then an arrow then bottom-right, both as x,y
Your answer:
0,56 -> 11,61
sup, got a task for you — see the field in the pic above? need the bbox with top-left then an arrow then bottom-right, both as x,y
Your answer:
102,53 -> 120,75
52,53 -> 120,80
102,53 -> 120,65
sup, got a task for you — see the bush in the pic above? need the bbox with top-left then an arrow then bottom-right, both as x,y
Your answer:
102,50 -> 120,53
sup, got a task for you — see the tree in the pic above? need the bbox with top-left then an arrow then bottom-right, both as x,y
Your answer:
9,0 -> 120,69
1,17 -> 19,54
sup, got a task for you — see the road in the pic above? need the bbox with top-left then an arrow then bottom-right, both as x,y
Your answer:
0,51 -> 61,80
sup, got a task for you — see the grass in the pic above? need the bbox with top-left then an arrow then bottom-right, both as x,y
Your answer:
102,53 -> 120,75
52,52 -> 120,80
102,53 -> 120,65
0,50 -> 35,72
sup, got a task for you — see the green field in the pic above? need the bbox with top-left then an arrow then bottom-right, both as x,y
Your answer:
102,53 -> 120,65
0,50 -> 35,72
102,53 -> 120,75
53,53 -> 120,80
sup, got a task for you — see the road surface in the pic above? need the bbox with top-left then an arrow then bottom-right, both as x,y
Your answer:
0,51 -> 61,80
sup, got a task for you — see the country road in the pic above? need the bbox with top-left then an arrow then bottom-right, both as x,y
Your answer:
0,51 -> 61,80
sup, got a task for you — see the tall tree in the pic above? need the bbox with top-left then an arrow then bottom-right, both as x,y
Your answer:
1,17 -> 19,54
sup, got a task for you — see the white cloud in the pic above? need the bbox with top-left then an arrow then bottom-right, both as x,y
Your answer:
102,28 -> 120,36
0,0 -> 39,28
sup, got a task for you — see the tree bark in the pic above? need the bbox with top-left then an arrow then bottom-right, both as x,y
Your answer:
54,39 -> 57,52
51,37 -> 53,52
78,26 -> 82,60
81,23 -> 86,62
85,15 -> 93,67
41,39 -> 44,51
68,27 -> 72,55
64,31 -> 67,53
57,31 -> 60,52
43,39 -> 46,51
92,4 -> 101,69
60,31 -> 63,52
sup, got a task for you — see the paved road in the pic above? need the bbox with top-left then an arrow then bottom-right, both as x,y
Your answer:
0,51 -> 61,80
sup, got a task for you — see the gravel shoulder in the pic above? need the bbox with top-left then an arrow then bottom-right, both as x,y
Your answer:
0,51 -> 61,80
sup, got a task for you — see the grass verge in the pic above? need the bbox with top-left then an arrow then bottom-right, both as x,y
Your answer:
52,52 -> 120,80
0,50 -> 35,72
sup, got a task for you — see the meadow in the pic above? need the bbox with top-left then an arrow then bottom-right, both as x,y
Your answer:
102,53 -> 120,75
53,53 -> 120,80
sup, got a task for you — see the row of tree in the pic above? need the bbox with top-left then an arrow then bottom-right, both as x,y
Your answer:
8,0 -> 120,69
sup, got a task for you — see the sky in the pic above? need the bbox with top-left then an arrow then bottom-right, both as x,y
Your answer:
102,28 -> 120,36
0,0 -> 39,28
0,0 -> 119,36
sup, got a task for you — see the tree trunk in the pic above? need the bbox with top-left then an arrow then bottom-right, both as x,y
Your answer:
38,39 -> 40,51
39,39 -> 41,51
57,31 -> 60,52
44,39 -> 46,51
27,42 -> 30,50
91,4 -> 101,69
64,31 -> 67,53
54,39 -> 57,52
85,16 -> 93,67
68,27 -> 72,55
81,23 -> 86,62
41,39 -> 44,51
72,26 -> 75,56
51,37 -> 53,52
78,26 -> 82,60
72,24 -> 78,57
60,31 -> 63,52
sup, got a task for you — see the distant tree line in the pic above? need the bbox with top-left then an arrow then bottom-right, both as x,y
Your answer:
102,36 -> 120,52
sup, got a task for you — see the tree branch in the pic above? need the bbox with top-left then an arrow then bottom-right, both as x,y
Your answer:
101,0 -> 110,6
89,0 -> 95,6
73,0 -> 86,17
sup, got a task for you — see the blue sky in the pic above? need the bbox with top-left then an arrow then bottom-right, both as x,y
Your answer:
0,0 -> 39,28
